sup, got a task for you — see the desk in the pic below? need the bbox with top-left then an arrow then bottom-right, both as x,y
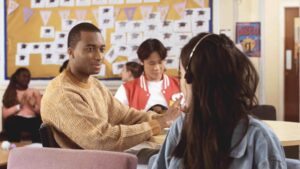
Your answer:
264,120 -> 300,146
0,141 -> 31,167
151,120 -> 300,146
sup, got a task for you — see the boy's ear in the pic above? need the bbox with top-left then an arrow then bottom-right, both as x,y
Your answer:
68,47 -> 74,59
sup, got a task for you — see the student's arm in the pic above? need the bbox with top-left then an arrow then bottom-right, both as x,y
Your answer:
2,105 -> 20,119
150,114 -> 185,169
41,86 -> 158,151
114,85 -> 129,105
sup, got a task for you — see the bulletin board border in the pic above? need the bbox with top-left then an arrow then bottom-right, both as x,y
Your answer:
4,0 -> 213,80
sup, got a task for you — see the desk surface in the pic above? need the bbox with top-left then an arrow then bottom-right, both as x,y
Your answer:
151,120 -> 300,147
0,141 -> 31,166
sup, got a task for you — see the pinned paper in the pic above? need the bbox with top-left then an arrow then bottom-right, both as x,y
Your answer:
30,43 -> 43,54
16,53 -> 30,66
46,0 -> 59,8
59,10 -> 70,21
193,8 -> 211,20
147,12 -> 160,22
40,10 -> 52,25
115,21 -> 128,33
55,32 -> 68,42
128,20 -> 145,32
112,61 -> 126,75
40,26 -> 55,38
23,7 -> 34,23
143,0 -> 160,2
192,20 -> 209,34
115,45 -> 130,57
60,0 -> 75,6
173,20 -> 191,33
173,1 -> 186,19
165,57 -> 179,69
111,33 -> 126,44
92,0 -> 107,5
193,0 -> 205,8
42,53 -> 58,65
8,0 -> 19,15
75,10 -> 87,20
174,33 -> 191,45
17,43 -> 30,54
159,20 -> 174,32
61,19 -> 76,31
76,0 -> 91,6
156,5 -> 169,21
109,0 -> 124,4
128,44 -> 139,61
124,7 -> 136,21
98,6 -> 114,28
105,47 -> 118,63
126,0 -> 142,3
57,53 -> 68,64
140,5 -> 153,19
127,32 -> 143,44
31,0 -> 46,8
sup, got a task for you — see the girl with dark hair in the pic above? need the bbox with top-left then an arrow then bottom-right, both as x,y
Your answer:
2,68 -> 42,142
150,33 -> 286,169
115,39 -> 181,112
120,61 -> 143,82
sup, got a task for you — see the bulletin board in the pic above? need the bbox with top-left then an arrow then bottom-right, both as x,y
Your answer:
5,0 -> 213,80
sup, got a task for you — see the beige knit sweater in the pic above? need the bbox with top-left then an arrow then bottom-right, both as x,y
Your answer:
41,70 -> 161,151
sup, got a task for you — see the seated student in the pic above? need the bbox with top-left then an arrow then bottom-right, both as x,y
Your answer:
2,68 -> 42,142
121,61 -> 143,82
41,22 -> 181,151
115,39 -> 181,111
150,33 -> 287,169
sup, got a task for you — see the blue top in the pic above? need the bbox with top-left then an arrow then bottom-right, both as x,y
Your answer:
150,114 -> 287,169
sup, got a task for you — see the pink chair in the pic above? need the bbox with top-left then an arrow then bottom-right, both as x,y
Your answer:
7,147 -> 137,169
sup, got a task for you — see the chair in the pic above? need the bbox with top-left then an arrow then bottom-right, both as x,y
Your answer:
251,105 -> 277,120
39,123 -> 59,148
7,147 -> 138,169
286,158 -> 300,169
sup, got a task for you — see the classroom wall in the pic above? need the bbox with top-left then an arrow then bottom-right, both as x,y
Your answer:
0,0 -> 293,131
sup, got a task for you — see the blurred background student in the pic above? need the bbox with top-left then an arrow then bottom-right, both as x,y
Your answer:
115,39 -> 180,112
120,61 -> 143,82
2,68 -> 42,142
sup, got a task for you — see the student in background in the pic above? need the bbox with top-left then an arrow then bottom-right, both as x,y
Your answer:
115,39 -> 180,111
59,60 -> 69,73
150,33 -> 287,169
41,23 -> 181,151
2,68 -> 42,142
120,61 -> 143,82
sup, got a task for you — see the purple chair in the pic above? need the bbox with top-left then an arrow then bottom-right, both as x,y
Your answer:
7,147 -> 137,169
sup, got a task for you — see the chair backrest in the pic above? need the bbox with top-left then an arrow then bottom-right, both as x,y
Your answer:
39,123 -> 59,148
251,105 -> 277,120
286,158 -> 300,169
7,147 -> 138,169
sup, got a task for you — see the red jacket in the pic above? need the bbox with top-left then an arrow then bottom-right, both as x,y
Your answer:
123,74 -> 180,110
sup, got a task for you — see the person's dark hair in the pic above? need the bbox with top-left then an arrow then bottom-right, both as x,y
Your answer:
173,33 -> 259,169
125,62 -> 143,78
59,60 -> 69,73
2,68 -> 31,108
137,39 -> 167,62
67,22 -> 101,48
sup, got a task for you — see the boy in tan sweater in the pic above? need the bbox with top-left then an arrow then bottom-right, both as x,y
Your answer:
41,22 -> 180,151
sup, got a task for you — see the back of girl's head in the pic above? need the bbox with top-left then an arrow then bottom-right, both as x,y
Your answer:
137,39 -> 167,61
181,33 -> 258,114
2,67 -> 30,107
125,62 -> 143,78
175,33 -> 259,169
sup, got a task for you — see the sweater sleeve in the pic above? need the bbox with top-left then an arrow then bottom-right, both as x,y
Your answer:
41,81 -> 157,151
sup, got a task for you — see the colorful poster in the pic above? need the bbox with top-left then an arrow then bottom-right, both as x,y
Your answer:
236,22 -> 260,57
